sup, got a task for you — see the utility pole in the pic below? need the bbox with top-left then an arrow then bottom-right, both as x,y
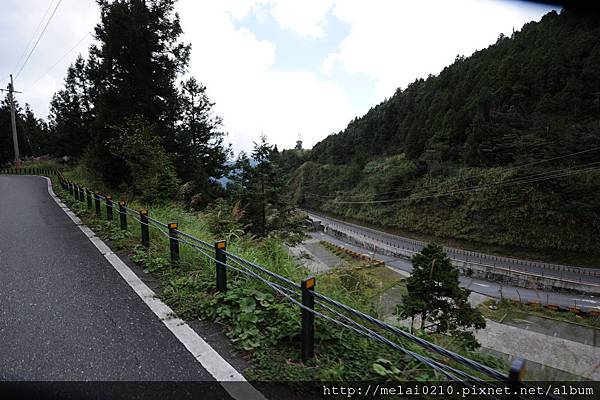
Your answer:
2,75 -> 21,167
9,75 -> 20,167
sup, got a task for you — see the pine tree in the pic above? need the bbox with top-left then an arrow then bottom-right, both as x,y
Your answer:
48,55 -> 93,157
0,95 -> 18,164
397,243 -> 486,350
177,77 -> 229,190
227,135 -> 290,237
0,96 -> 48,164
87,0 -> 190,185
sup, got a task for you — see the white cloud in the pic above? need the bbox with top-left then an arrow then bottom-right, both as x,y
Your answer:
178,0 -> 357,152
325,0 -> 556,97
2,0 -> 556,155
267,0 -> 335,39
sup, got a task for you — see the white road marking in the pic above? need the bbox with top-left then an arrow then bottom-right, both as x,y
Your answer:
472,283 -> 490,288
572,299 -> 598,304
43,177 -> 267,400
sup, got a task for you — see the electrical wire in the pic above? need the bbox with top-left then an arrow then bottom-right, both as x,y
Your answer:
54,175 -> 560,398
33,31 -> 91,85
305,146 -> 600,201
15,0 -> 63,80
13,0 -> 56,73
316,164 -> 600,204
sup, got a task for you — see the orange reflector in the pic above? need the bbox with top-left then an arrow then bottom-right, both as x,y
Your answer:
140,209 -> 148,215
305,277 -> 315,289
216,241 -> 226,249
118,200 -> 126,206
519,365 -> 526,381
168,222 -> 178,229
106,195 -> 112,200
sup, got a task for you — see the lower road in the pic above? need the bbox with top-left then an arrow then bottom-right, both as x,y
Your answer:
308,228 -> 600,312
306,211 -> 600,286
0,176 -> 231,397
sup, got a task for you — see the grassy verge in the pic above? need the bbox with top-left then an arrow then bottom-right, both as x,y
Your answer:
320,240 -> 408,316
35,162 -> 505,384
480,299 -> 600,330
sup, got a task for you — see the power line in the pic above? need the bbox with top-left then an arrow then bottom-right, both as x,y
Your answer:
310,162 -> 600,205
13,0 -> 56,73
33,32 -> 92,85
306,146 -> 600,201
14,0 -> 63,81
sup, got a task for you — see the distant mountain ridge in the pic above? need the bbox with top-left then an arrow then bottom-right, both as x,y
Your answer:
309,8 -> 599,168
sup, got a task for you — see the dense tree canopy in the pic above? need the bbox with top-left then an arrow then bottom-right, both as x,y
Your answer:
0,96 -> 47,165
309,8 -> 600,169
48,55 -> 94,157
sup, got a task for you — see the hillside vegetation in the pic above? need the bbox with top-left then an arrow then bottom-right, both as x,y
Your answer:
287,8 -> 600,259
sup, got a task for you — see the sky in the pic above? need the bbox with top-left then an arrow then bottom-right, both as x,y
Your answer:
1,0 -> 558,153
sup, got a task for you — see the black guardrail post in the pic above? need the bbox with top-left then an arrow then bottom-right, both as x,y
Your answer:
94,192 -> 101,217
215,240 -> 227,292
508,358 -> 526,393
106,195 -> 113,221
118,201 -> 127,230
140,209 -> 149,249
301,276 -> 316,362
86,189 -> 92,209
168,223 -> 180,266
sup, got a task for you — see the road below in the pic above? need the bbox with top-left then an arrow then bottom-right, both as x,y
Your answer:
307,211 -> 600,287
310,231 -> 600,311
0,175 -> 232,397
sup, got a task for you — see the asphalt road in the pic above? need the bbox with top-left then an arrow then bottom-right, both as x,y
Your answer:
307,211 -> 600,285
310,231 -> 600,312
0,176 -> 231,396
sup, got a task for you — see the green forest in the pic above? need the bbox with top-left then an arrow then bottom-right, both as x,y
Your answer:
287,7 -> 600,258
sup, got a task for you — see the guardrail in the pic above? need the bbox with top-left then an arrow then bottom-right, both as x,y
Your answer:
1,167 -> 561,399
308,211 -> 600,294
306,210 -> 600,279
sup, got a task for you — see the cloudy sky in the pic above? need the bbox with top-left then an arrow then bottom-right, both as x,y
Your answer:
1,0 -> 557,152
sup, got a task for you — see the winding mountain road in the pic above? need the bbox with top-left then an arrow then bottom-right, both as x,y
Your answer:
306,211 -> 600,286
306,213 -> 600,312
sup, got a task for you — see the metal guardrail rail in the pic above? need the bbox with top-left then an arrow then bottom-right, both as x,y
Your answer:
1,167 -> 562,399
305,210 -> 600,287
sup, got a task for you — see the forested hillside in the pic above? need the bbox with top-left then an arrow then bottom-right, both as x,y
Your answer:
288,8 -> 600,257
